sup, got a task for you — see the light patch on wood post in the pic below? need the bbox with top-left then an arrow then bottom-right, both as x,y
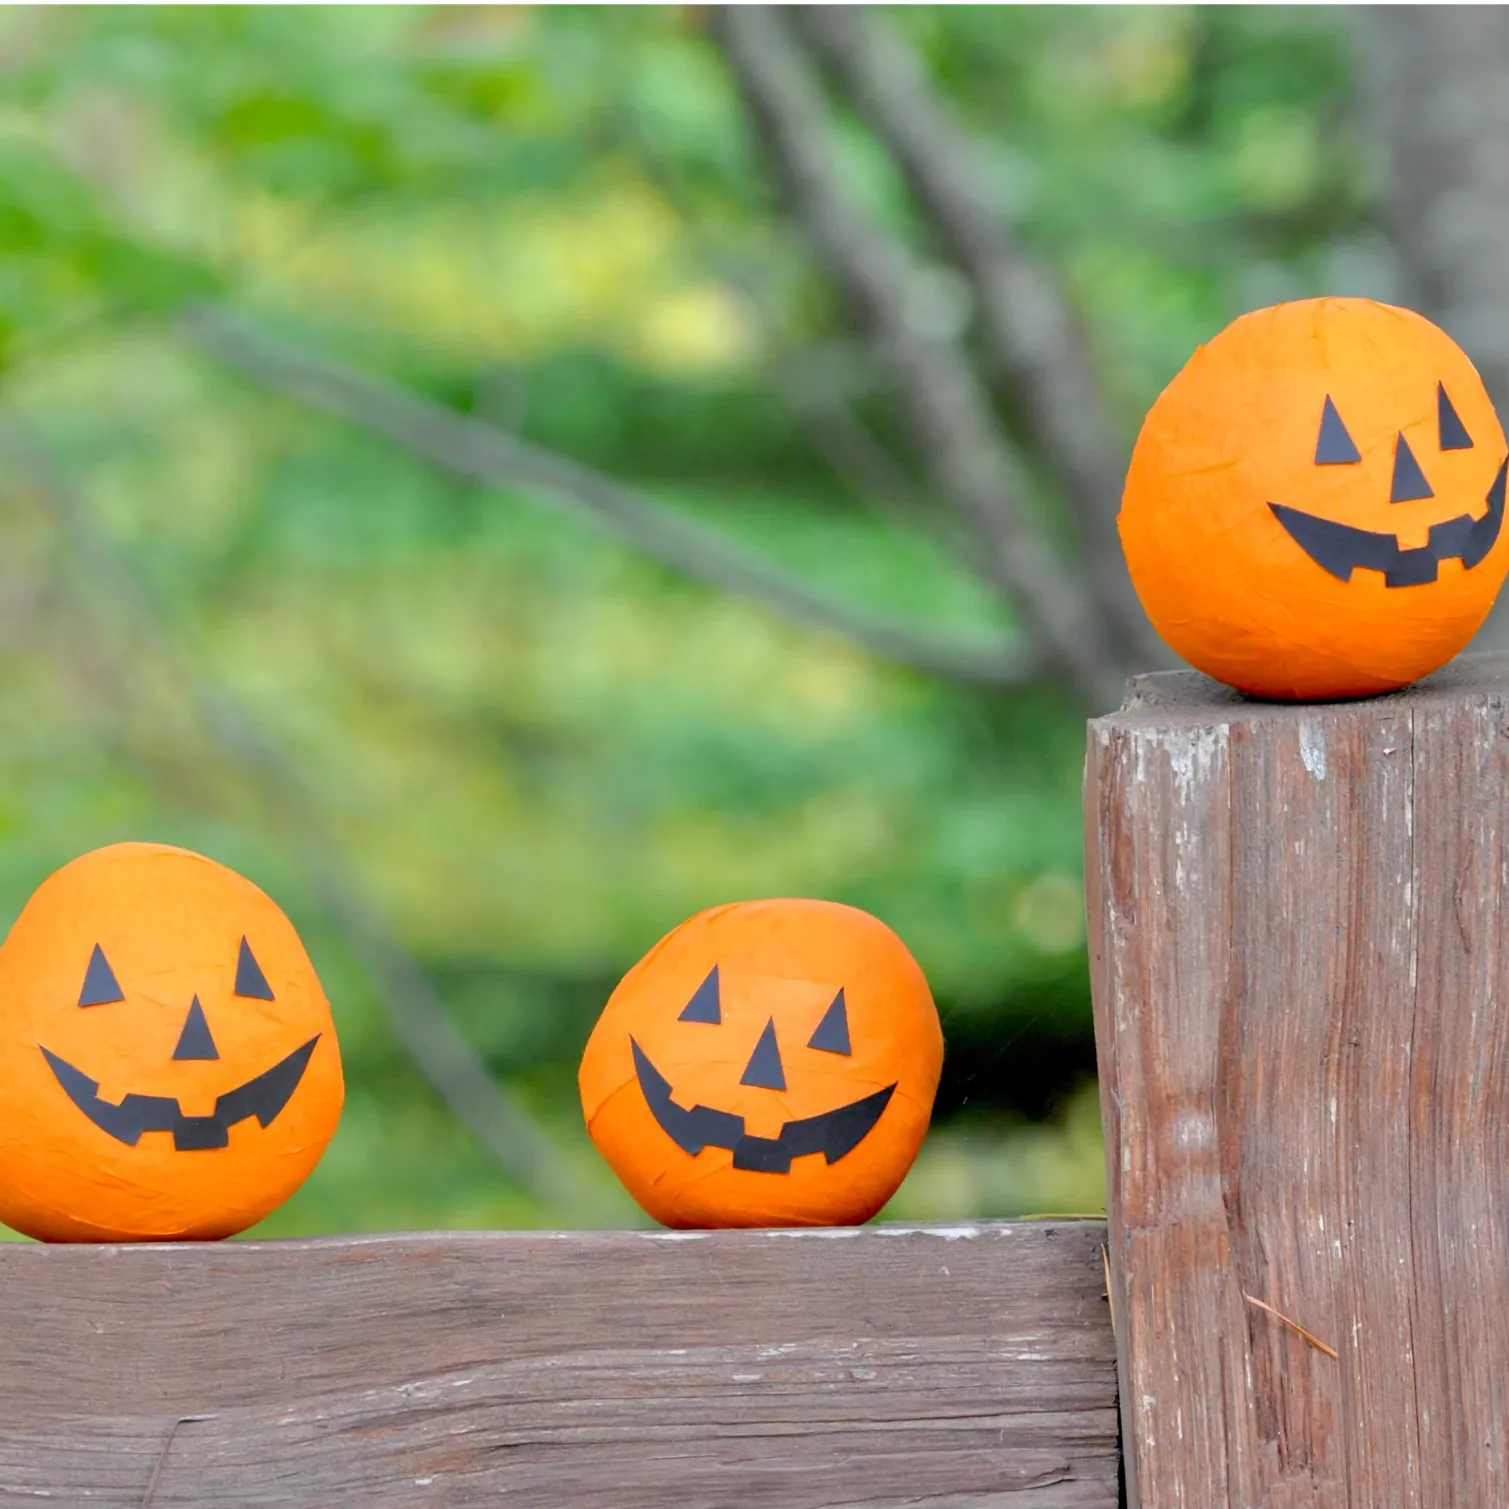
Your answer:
1299,722 -> 1328,780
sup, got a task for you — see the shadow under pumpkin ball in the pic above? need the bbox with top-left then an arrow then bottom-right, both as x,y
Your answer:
0,842 -> 343,1242
1119,296 -> 1509,701
579,898 -> 942,1228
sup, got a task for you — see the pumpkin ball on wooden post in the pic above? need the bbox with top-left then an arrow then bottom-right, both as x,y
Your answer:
0,842 -> 344,1242
1120,296 -> 1509,701
579,898 -> 943,1229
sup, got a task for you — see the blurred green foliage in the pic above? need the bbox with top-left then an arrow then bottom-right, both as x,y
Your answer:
0,6 -> 1370,1234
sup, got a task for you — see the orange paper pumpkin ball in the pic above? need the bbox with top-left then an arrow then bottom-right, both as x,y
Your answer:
579,899 -> 943,1229
1120,297 -> 1509,701
0,842 -> 343,1242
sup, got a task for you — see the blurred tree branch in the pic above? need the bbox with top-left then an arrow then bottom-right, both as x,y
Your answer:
1,420 -> 621,1222
609,112 -> 968,553
179,304 -> 1039,688
770,340 -> 952,539
1359,5 -> 1509,410
791,4 -> 1161,666
1357,6 -> 1509,651
710,7 -> 1129,711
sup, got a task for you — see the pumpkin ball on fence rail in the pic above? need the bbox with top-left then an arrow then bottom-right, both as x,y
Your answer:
1120,295 -> 1509,702
579,897 -> 943,1229
0,841 -> 344,1242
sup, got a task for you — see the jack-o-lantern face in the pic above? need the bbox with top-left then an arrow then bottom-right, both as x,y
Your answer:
1119,296 -> 1509,700
579,899 -> 942,1228
0,842 -> 343,1242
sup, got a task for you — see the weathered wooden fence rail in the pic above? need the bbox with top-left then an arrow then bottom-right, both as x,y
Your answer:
0,1220 -> 1117,1507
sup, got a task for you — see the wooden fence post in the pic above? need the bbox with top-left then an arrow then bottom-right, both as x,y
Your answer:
1085,652 -> 1509,1509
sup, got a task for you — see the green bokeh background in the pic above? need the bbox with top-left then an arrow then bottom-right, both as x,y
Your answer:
0,6 -> 1373,1236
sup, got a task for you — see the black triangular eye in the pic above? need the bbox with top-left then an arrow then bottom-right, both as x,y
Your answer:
1439,383 -> 1474,451
78,944 -> 124,1007
678,966 -> 721,1024
234,937 -> 275,1000
807,989 -> 852,1055
1315,395 -> 1361,464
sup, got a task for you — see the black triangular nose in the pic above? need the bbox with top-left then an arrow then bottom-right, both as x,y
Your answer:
1391,433 -> 1434,503
172,996 -> 220,1061
740,1018 -> 786,1090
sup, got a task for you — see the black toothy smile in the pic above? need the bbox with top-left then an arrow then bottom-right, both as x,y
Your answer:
1270,456 -> 1507,587
40,1036 -> 319,1151
631,1038 -> 894,1174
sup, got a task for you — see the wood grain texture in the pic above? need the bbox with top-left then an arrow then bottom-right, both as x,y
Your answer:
1087,650 -> 1509,1509
0,1219 -> 1116,1507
